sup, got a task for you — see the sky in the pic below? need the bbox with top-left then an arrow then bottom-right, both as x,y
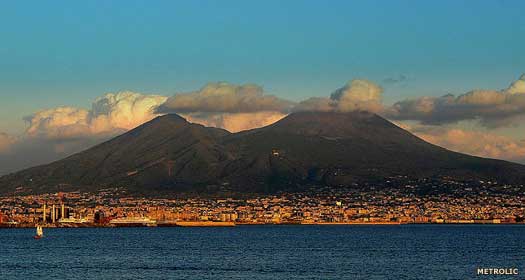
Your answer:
0,0 -> 525,174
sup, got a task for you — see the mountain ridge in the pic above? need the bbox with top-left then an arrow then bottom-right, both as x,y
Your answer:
1,111 -> 524,195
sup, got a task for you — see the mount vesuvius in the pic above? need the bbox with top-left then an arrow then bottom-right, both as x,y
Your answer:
1,111 -> 524,195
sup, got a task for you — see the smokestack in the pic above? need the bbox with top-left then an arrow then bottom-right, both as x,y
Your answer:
61,204 -> 65,220
52,205 -> 56,223
42,204 -> 46,223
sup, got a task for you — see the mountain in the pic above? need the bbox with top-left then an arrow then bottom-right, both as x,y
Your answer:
0,114 -> 232,195
1,111 -> 524,195
220,111 -> 525,191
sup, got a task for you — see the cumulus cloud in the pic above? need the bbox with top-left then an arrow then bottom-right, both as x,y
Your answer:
507,74 -> 525,95
1,87 -> 293,174
295,79 -> 384,113
0,92 -> 168,175
90,92 -> 168,132
331,79 -> 383,111
389,75 -> 525,127
156,82 -> 293,114
20,79 -> 388,141
156,80 -> 386,118
24,107 -> 91,139
402,124 -> 525,163
152,82 -> 294,133
5,76 -> 525,174
24,91 -> 167,140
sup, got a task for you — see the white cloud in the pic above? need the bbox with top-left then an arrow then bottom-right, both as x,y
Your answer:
330,79 -> 383,112
153,82 -> 293,133
389,74 -> 525,127
506,74 -> 525,95
90,91 -> 168,132
1,88 -> 291,174
24,91 -> 168,140
403,124 -> 525,163
295,79 -> 384,113
0,92 -> 168,175
24,107 -> 91,139
156,82 -> 293,114
4,76 -> 525,175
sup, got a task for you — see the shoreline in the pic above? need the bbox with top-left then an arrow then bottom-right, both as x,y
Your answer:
1,222 -> 524,228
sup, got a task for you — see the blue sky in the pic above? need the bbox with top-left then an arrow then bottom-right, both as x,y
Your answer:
1,0 -> 524,134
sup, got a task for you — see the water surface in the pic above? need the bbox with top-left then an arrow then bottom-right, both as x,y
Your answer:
1,225 -> 523,279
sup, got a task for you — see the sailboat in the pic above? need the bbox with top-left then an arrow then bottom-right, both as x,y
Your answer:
33,225 -> 44,239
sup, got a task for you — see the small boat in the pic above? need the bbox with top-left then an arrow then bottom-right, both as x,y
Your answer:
33,225 -> 44,239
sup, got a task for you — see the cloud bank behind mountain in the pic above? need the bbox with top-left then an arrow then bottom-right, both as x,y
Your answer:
2,75 -> 525,175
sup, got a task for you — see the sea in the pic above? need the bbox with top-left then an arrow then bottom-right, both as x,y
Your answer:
1,225 -> 523,279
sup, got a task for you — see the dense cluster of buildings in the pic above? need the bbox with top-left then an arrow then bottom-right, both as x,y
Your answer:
1,177 -> 524,227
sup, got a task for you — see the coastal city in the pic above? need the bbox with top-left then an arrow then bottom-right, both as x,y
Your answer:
1,177 -> 524,227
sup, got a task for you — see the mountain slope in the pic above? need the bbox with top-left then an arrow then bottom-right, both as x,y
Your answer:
0,114 -> 231,194
1,111 -> 524,195
220,111 -> 525,191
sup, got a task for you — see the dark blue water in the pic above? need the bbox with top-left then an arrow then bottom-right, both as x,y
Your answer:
1,225 -> 523,279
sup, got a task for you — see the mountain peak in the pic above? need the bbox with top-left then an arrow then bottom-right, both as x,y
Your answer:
275,110 -> 386,127
150,113 -> 188,124
264,110 -> 393,137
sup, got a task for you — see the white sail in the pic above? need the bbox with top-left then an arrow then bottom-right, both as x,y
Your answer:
36,226 -> 43,236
